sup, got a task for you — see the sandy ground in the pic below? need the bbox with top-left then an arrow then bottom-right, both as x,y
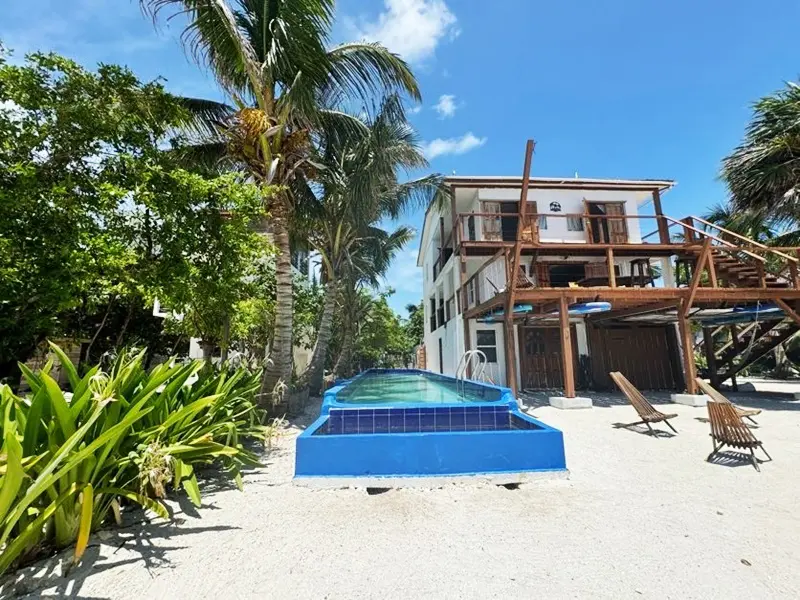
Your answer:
4,388 -> 800,599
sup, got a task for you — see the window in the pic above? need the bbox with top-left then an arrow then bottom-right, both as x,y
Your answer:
538,215 -> 548,230
567,215 -> 584,231
476,330 -> 498,363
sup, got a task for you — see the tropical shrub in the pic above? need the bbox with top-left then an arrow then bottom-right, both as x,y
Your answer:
0,343 -> 266,574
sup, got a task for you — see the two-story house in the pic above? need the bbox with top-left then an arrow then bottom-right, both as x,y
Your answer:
418,159 -> 800,403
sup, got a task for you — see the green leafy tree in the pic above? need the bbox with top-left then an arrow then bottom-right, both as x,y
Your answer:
404,301 -> 424,349
140,0 -> 421,402
0,49 -> 269,379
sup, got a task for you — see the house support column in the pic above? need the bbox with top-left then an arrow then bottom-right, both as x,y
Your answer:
677,299 -> 698,394
652,189 -> 670,244
503,314 -> 517,395
559,295 -> 576,398
702,327 -> 719,389
549,295 -> 592,409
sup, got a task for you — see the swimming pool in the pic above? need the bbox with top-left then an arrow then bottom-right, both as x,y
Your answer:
328,370 -> 504,406
295,369 -> 567,484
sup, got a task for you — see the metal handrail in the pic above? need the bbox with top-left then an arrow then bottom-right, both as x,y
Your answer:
455,350 -> 488,397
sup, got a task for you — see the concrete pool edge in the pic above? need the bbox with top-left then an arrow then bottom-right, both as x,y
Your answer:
294,469 -> 570,489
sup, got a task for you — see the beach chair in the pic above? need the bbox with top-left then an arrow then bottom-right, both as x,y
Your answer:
695,378 -> 761,425
609,371 -> 678,434
706,401 -> 771,471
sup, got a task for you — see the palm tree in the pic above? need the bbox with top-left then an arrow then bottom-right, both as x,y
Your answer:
722,81 -> 800,221
297,96 -> 439,394
141,0 -> 420,402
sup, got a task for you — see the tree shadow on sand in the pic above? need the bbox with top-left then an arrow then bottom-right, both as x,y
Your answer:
0,516 -> 240,599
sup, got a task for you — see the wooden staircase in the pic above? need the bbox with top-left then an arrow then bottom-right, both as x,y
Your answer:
709,248 -> 790,289
712,319 -> 800,384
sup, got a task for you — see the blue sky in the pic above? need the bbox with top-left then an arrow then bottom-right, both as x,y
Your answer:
4,0 -> 800,315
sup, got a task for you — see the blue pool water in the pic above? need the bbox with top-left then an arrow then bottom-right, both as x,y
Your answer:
333,371 -> 502,405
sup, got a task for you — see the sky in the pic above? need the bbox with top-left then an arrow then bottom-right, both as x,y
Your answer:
4,0 -> 800,315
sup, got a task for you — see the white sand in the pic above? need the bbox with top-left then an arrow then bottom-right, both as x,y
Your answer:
5,390 -> 800,599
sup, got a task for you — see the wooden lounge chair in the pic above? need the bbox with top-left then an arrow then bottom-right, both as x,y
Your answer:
707,401 -> 771,471
695,378 -> 761,425
609,371 -> 678,435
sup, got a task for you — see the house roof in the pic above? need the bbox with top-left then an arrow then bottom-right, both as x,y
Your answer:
416,176 -> 676,267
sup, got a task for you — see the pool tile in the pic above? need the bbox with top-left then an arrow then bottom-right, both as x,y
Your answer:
419,413 -> 435,432
389,414 -> 404,433
435,412 -> 451,431
343,416 -> 358,433
404,412 -> 421,432
496,412 -> 510,428
374,415 -> 389,433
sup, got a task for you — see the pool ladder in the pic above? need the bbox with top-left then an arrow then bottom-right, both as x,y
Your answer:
455,350 -> 493,396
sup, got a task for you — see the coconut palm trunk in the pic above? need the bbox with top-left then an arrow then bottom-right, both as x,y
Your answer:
332,327 -> 353,378
302,279 -> 338,395
260,207 -> 293,400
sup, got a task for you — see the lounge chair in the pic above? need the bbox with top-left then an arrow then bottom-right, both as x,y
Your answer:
695,378 -> 761,425
609,371 -> 678,435
706,401 -> 771,471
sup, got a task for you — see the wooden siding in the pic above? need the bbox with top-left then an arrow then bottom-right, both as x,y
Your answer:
587,324 -> 683,390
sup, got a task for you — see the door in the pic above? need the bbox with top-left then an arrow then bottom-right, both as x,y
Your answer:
588,324 -> 682,390
605,202 -> 628,244
519,326 -> 580,389
481,202 -> 502,241
500,202 -> 518,241
585,202 -> 628,244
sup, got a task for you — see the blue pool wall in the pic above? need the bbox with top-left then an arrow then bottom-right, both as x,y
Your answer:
295,369 -> 567,479
321,368 -> 518,414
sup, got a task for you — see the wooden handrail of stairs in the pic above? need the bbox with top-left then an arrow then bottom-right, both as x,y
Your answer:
690,215 -> 799,264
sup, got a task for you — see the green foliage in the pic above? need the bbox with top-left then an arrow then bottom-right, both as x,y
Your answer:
351,291 -> 414,370
404,302 -> 424,348
0,343 -> 266,573
0,48 -> 271,376
722,81 -> 800,221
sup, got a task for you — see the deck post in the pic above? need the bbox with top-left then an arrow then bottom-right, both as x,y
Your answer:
559,295 -> 576,398
702,327 -> 719,389
728,325 -> 739,392
503,139 -> 535,396
652,189 -> 670,244
677,299 -> 698,394
606,247 -> 616,288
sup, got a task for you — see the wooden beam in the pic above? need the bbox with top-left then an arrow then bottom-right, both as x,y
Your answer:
728,325 -> 740,391
606,247 -> 616,288
707,247 -> 717,287
774,298 -> 800,327
559,295 -> 576,398
684,238 -> 711,316
677,299 -> 698,394
702,327 -> 719,389
503,139 -> 535,395
652,189 -> 670,244
589,300 -> 678,323
514,286 -> 800,302
790,260 -> 799,290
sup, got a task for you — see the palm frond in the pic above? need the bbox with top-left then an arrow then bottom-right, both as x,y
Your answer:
722,81 -> 800,219
320,42 -> 421,108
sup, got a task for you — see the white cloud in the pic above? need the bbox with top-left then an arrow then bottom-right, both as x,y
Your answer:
350,0 -> 459,63
383,248 -> 423,297
408,105 -> 423,114
422,132 -> 487,159
433,94 -> 457,118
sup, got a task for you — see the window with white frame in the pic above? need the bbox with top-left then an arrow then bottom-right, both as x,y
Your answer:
567,215 -> 584,231
476,330 -> 498,363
